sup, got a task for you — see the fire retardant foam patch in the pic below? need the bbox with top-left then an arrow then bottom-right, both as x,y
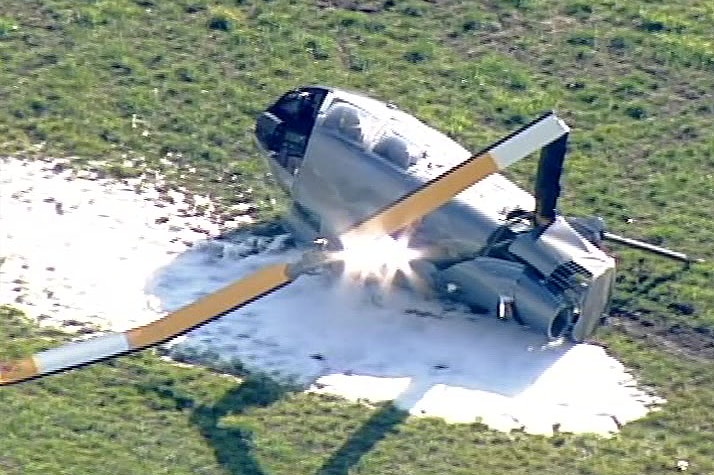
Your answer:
0,157 -> 665,436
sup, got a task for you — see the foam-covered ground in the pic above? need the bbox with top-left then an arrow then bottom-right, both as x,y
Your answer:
0,157 -> 665,436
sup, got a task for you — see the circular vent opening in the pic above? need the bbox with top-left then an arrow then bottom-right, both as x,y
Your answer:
549,307 -> 572,339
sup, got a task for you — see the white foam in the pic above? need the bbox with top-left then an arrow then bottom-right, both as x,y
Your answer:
0,157 -> 235,330
0,157 -> 665,436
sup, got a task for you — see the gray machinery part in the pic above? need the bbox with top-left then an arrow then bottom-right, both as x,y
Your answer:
438,257 -> 571,339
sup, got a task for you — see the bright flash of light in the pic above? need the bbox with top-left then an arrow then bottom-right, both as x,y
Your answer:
332,234 -> 423,285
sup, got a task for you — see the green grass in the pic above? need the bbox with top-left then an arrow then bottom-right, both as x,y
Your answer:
1,0 -> 713,473
1,306 -> 713,475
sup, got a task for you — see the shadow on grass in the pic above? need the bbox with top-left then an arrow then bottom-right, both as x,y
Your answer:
314,402 -> 408,475
142,370 -> 412,475
138,372 -> 288,475
632,264 -> 691,299
612,263 -> 692,318
189,375 -> 288,475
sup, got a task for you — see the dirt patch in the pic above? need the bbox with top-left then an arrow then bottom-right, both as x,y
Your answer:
608,309 -> 714,363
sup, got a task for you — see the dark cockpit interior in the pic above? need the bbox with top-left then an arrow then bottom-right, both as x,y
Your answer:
255,87 -> 327,174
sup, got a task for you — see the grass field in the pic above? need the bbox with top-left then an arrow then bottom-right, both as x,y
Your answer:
1,0 -> 713,474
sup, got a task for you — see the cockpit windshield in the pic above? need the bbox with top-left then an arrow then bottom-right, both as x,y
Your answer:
321,98 -> 471,172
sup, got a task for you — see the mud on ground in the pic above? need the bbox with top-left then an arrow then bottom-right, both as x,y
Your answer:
607,309 -> 714,363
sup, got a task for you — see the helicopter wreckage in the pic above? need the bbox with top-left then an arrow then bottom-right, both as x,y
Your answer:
0,86 -> 702,385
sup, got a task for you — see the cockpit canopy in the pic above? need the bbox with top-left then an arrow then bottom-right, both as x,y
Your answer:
256,85 -> 472,190
320,99 -> 468,172
322,101 -> 425,169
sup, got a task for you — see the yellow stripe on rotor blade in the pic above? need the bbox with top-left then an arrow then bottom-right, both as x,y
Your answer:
0,357 -> 39,385
343,152 -> 500,240
126,262 -> 292,349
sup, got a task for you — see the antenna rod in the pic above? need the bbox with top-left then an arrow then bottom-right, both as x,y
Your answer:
603,232 -> 705,264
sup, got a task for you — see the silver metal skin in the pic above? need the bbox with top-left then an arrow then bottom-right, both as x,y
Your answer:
255,86 -> 616,341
